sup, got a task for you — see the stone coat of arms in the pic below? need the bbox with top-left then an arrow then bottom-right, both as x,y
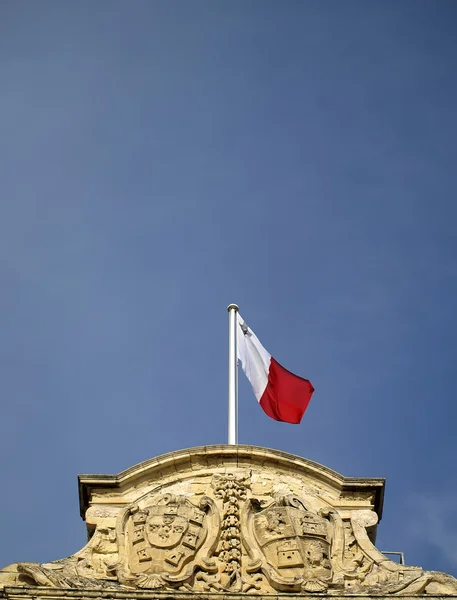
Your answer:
117,493 -> 219,589
242,495 -> 335,592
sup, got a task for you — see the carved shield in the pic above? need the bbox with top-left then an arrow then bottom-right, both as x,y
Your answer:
252,506 -> 332,583
127,495 -> 209,577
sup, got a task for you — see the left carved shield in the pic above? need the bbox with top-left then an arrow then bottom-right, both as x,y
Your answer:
119,493 -> 218,587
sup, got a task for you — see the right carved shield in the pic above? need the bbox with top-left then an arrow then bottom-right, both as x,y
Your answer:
246,500 -> 333,591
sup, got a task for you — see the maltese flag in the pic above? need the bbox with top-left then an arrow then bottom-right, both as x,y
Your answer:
237,314 -> 314,424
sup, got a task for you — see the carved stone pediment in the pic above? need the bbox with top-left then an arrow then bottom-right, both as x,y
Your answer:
0,444 -> 456,596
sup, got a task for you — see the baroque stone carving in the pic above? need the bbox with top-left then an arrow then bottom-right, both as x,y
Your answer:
8,525 -> 122,590
1,445 -> 457,596
116,493 -> 219,590
242,495 -> 339,593
211,472 -> 249,591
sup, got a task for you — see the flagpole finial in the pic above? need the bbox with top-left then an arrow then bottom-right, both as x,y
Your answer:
227,303 -> 239,312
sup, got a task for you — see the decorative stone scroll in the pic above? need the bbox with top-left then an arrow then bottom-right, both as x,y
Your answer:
0,445 -> 456,596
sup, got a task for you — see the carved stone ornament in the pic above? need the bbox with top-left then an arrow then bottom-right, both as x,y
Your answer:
0,444 -> 457,597
116,493 -> 219,589
242,496 -> 335,593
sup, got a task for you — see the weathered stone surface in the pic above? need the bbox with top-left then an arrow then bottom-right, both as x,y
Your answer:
0,445 -> 456,596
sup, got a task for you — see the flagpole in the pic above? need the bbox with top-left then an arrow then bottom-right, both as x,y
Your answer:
227,303 -> 239,444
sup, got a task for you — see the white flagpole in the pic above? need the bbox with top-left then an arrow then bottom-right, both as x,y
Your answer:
227,303 -> 239,444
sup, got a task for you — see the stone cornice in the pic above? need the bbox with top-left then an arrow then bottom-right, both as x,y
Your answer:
78,445 -> 385,520
2,587 -> 456,600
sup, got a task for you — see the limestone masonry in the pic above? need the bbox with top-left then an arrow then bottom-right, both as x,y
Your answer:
1,445 -> 456,599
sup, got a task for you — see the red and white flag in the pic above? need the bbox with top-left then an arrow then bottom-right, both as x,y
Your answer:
237,314 -> 314,424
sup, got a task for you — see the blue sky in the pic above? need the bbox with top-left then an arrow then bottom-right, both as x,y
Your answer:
1,0 -> 457,578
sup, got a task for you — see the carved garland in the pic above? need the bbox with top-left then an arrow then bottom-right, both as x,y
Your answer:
212,473 -> 250,590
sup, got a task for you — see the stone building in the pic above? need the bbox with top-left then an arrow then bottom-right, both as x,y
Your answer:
1,445 -> 456,599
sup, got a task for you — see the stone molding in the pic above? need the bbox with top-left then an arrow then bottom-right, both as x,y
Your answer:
1,588 -> 457,600
78,445 -> 385,522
